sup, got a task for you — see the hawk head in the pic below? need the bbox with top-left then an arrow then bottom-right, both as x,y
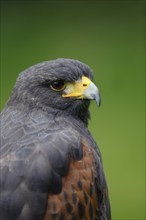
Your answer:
7,58 -> 101,125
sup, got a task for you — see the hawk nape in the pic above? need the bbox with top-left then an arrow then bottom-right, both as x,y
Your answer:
0,58 -> 111,220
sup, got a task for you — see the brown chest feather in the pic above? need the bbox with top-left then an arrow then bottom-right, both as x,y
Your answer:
44,141 -> 98,220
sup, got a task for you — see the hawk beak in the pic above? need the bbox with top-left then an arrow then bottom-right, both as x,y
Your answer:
62,76 -> 101,107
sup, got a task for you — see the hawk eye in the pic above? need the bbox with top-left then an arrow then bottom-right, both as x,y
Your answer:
50,80 -> 66,91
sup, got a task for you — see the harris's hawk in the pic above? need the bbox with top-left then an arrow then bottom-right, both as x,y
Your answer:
0,58 -> 111,220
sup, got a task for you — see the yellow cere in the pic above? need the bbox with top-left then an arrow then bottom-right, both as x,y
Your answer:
62,76 -> 92,98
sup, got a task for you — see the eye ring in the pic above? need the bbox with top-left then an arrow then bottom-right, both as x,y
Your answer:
50,80 -> 66,91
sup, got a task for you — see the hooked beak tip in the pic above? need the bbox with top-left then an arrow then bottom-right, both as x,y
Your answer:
95,93 -> 101,107
83,82 -> 101,107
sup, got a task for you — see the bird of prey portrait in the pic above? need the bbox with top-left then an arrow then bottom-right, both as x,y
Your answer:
0,58 -> 111,220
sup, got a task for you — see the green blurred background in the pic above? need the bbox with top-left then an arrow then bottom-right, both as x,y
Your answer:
0,1 -> 145,219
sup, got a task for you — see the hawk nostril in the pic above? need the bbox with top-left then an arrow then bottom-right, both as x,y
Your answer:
83,84 -> 87,87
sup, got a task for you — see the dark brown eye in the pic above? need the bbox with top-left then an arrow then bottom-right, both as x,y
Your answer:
50,80 -> 66,91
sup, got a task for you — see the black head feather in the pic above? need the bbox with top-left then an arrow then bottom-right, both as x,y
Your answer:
7,58 -> 94,124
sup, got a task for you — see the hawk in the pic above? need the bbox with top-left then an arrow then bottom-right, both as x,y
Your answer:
0,58 -> 111,220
